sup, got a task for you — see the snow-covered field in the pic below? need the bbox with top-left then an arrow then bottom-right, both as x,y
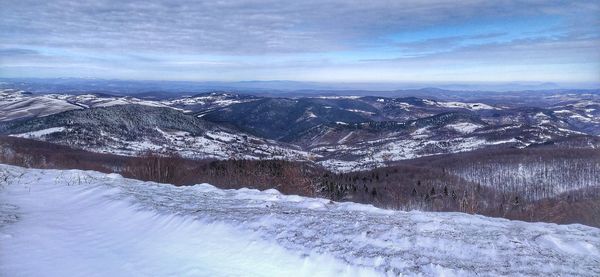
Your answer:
1,165 -> 599,276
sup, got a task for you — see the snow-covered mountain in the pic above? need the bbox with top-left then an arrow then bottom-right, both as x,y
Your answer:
0,105 -> 310,161
1,165 -> 598,276
0,89 -> 258,122
0,88 -> 598,172
0,90 -> 82,121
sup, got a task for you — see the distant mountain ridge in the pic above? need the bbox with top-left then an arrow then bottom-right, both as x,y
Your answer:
2,77 -> 599,100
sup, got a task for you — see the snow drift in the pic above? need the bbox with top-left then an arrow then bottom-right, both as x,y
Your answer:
0,165 -> 599,276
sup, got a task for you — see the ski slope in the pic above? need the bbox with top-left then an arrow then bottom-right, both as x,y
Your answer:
1,165 -> 599,276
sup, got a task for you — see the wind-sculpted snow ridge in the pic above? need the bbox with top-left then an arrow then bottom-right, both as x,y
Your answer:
1,165 -> 599,276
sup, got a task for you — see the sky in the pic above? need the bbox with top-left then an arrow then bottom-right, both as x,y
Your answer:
1,0 -> 599,85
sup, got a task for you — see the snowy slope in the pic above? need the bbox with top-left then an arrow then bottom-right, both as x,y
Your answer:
2,104 -> 313,162
0,90 -> 257,122
1,165 -> 599,276
0,90 -> 83,121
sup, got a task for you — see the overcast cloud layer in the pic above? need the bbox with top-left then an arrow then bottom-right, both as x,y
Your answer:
1,0 -> 599,84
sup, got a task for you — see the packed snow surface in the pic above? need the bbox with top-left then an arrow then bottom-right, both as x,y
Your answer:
1,165 -> 599,277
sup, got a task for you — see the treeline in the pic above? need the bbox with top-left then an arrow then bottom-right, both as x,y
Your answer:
321,164 -> 600,227
320,164 -> 529,217
321,165 -> 486,213
123,153 -> 323,196
396,147 -> 600,201
0,136 -> 130,173
317,146 -> 600,227
0,136 -> 321,196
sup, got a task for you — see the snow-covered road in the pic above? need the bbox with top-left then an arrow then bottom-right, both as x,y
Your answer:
1,165 -> 599,276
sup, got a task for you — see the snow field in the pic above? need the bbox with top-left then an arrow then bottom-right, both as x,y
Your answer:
0,166 -> 377,277
0,165 -> 599,276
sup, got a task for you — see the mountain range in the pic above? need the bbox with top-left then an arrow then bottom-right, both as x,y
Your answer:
1,88 -> 599,172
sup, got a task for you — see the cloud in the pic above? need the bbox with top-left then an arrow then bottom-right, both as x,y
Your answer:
1,0 -> 597,55
0,0 -> 598,82
0,48 -> 39,56
388,32 -> 509,56
363,34 -> 600,65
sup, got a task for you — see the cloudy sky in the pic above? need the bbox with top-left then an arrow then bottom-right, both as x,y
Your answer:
1,0 -> 599,85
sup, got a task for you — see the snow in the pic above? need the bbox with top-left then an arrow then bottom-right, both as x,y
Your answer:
570,114 -> 593,122
345,109 -> 375,115
1,165 -> 599,276
394,102 -> 412,110
557,127 -> 586,135
484,138 -> 519,145
446,122 -> 482,134
0,166 -> 373,277
338,131 -> 354,144
21,124 -> 313,163
411,127 -> 431,138
316,96 -> 361,99
425,100 -> 497,110
11,127 -> 66,138
476,124 -> 523,134
317,159 -> 365,173
47,94 -> 177,110
313,136 -> 523,172
0,90 -> 253,122
162,95 -> 257,110
0,93 -> 82,121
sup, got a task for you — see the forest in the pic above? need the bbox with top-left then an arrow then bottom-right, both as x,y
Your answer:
1,136 -> 599,227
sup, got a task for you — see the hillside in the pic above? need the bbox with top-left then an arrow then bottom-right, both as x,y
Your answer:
0,105 -> 311,161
